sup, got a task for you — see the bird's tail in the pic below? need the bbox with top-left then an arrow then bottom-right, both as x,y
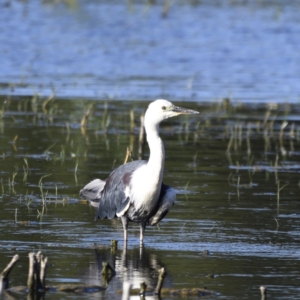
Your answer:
79,179 -> 106,208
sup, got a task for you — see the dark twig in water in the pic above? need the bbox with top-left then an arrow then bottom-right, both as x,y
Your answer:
277,180 -> 289,215
140,282 -> 147,298
274,217 -> 279,231
111,240 -> 118,252
101,261 -> 115,286
101,262 -> 115,276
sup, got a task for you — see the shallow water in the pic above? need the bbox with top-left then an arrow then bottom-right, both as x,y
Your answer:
0,96 -> 300,299
1,0 -> 300,102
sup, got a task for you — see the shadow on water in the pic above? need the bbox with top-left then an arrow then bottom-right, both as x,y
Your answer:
0,96 -> 300,299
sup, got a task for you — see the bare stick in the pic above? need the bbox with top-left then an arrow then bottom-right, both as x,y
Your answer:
154,267 -> 166,295
37,252 -> 48,291
0,254 -> 20,291
260,286 -> 267,300
27,253 -> 35,291
122,281 -> 132,300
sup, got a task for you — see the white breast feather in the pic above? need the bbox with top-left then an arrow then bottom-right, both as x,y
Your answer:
130,165 -> 161,212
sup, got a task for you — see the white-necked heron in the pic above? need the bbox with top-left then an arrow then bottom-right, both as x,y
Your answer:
80,99 -> 199,244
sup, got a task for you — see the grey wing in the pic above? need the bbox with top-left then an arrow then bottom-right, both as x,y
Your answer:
148,183 -> 176,226
80,179 -> 106,203
97,160 -> 147,220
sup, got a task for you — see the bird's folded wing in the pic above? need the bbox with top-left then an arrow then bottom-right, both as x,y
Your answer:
97,160 -> 147,220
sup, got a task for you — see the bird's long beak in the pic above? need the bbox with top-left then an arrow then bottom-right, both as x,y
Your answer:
172,105 -> 199,115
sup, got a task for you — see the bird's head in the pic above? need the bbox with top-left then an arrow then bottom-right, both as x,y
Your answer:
145,99 -> 199,125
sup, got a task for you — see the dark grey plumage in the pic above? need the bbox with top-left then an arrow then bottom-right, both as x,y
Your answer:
97,160 -> 146,220
148,183 -> 175,226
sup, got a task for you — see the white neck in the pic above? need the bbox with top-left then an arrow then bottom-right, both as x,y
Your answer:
128,117 -> 165,213
144,119 -> 165,185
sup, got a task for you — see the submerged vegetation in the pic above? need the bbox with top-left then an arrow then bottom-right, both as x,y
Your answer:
0,95 -> 299,215
0,95 -> 300,299
0,95 -> 300,212
1,100 -> 300,192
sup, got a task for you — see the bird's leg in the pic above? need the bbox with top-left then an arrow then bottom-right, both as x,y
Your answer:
139,222 -> 146,244
121,216 -> 128,246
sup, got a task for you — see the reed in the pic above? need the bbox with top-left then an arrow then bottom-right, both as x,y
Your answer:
277,180 -> 288,214
39,174 -> 52,206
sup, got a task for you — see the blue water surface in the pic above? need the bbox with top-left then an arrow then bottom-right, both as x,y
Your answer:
1,0 -> 300,102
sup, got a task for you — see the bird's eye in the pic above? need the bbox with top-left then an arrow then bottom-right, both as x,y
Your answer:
162,106 -> 166,110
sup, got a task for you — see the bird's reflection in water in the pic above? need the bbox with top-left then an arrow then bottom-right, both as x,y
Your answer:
83,245 -> 172,298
